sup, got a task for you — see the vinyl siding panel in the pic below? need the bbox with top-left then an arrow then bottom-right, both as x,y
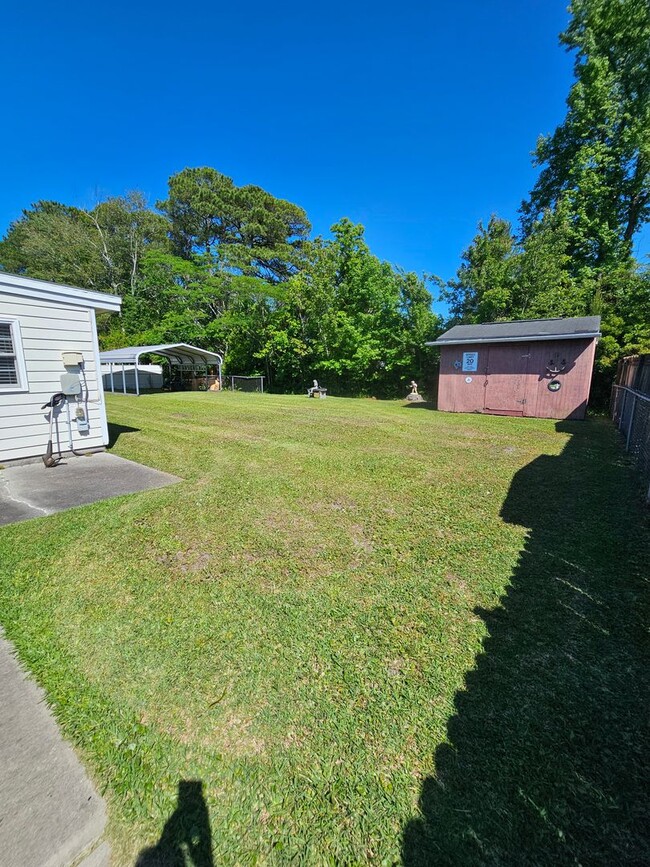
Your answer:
0,290 -> 108,461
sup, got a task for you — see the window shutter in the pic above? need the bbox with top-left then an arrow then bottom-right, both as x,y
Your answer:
0,323 -> 19,386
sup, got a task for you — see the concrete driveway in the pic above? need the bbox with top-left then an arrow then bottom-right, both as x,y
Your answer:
0,452 -> 180,526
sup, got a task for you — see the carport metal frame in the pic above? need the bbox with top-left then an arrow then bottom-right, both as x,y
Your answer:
100,344 -> 223,395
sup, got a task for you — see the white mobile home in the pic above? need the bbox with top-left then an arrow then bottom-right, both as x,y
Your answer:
0,272 -> 121,463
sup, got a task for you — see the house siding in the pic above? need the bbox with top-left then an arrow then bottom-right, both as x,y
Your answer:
0,291 -> 108,462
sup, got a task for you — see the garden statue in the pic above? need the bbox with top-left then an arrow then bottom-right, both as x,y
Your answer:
406,380 -> 424,402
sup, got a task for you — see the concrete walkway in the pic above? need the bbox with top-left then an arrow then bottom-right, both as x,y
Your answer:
0,632 -> 110,866
0,452 -> 180,526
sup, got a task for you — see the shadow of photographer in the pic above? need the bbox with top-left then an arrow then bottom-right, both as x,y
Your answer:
135,780 -> 213,867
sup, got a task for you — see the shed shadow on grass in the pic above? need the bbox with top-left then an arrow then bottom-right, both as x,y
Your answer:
402,420 -> 649,866
135,780 -> 214,867
107,422 -> 141,449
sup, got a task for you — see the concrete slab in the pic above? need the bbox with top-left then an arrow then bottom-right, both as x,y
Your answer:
0,452 -> 181,526
0,633 -> 109,867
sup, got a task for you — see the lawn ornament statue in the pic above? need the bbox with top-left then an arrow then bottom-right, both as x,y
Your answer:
406,380 -> 424,403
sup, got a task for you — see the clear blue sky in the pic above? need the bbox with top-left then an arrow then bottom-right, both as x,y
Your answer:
1,1 -> 646,315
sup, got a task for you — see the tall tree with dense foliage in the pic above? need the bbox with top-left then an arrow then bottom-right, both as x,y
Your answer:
157,167 -> 311,281
441,216 -> 518,323
521,0 -> 650,271
0,201 -> 105,289
443,0 -> 650,405
256,220 -> 440,395
0,193 -> 167,295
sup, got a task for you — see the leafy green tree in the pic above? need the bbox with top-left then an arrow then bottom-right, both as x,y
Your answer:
441,216 -> 519,323
256,220 -> 440,396
0,201 -> 105,288
0,193 -> 167,295
443,0 -> 649,408
90,192 -> 169,293
157,167 -> 311,282
521,0 -> 650,271
517,203 -> 586,318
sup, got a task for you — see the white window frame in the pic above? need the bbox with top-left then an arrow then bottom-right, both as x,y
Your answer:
0,318 -> 28,393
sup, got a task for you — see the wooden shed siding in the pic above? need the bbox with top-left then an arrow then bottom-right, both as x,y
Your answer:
524,339 -> 595,420
437,338 -> 596,420
0,290 -> 108,461
437,343 -> 486,414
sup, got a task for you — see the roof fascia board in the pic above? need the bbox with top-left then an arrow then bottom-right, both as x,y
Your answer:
427,332 -> 600,346
0,273 -> 122,311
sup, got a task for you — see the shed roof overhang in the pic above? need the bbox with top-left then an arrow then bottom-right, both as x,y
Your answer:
427,332 -> 601,347
99,343 -> 223,366
427,316 -> 601,347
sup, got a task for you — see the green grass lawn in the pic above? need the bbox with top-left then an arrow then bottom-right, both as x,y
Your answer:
0,393 -> 647,865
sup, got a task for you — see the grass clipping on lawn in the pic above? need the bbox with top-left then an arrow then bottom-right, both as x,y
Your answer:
0,392 -> 647,865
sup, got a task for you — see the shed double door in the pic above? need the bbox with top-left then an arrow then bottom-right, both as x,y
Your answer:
483,344 -> 530,416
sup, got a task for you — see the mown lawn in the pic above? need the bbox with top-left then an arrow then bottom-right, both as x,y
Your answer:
0,393 -> 647,865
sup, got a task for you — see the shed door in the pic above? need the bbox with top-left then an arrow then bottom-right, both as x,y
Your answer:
484,344 -> 529,415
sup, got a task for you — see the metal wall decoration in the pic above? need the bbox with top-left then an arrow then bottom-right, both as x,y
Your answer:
548,380 -> 562,392
546,357 -> 567,377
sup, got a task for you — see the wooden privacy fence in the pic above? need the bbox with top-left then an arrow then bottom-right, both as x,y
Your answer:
611,355 -> 650,502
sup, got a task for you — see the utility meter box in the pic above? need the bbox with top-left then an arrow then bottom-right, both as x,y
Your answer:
60,373 -> 82,395
62,351 -> 84,366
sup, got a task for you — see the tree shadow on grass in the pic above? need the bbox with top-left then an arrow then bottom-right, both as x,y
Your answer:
135,780 -> 214,867
107,422 -> 141,449
402,420 -> 649,866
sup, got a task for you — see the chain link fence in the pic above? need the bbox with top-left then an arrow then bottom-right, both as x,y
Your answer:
612,355 -> 650,502
226,375 -> 265,393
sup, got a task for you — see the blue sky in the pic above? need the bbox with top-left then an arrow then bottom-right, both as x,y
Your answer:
1,1 -> 646,315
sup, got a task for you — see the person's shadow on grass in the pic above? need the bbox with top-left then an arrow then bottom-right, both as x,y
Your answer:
401,420 -> 649,866
135,780 -> 214,867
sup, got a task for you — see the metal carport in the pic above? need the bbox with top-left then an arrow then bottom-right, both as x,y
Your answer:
99,343 -> 223,395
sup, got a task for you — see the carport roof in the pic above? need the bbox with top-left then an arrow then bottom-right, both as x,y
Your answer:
99,343 -> 223,365
427,316 -> 601,346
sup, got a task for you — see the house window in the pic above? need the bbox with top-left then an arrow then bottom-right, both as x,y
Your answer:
0,320 -> 27,392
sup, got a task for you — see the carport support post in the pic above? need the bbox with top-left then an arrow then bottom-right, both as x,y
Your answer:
134,363 -> 140,396
122,364 -> 127,395
110,363 -> 114,393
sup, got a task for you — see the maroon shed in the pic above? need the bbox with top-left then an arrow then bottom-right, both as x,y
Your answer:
427,316 -> 601,420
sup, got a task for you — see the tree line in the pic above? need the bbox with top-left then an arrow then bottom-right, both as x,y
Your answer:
1,0 -> 648,402
0,171 -> 439,397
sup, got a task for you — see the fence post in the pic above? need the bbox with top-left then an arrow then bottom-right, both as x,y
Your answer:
626,395 -> 636,451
